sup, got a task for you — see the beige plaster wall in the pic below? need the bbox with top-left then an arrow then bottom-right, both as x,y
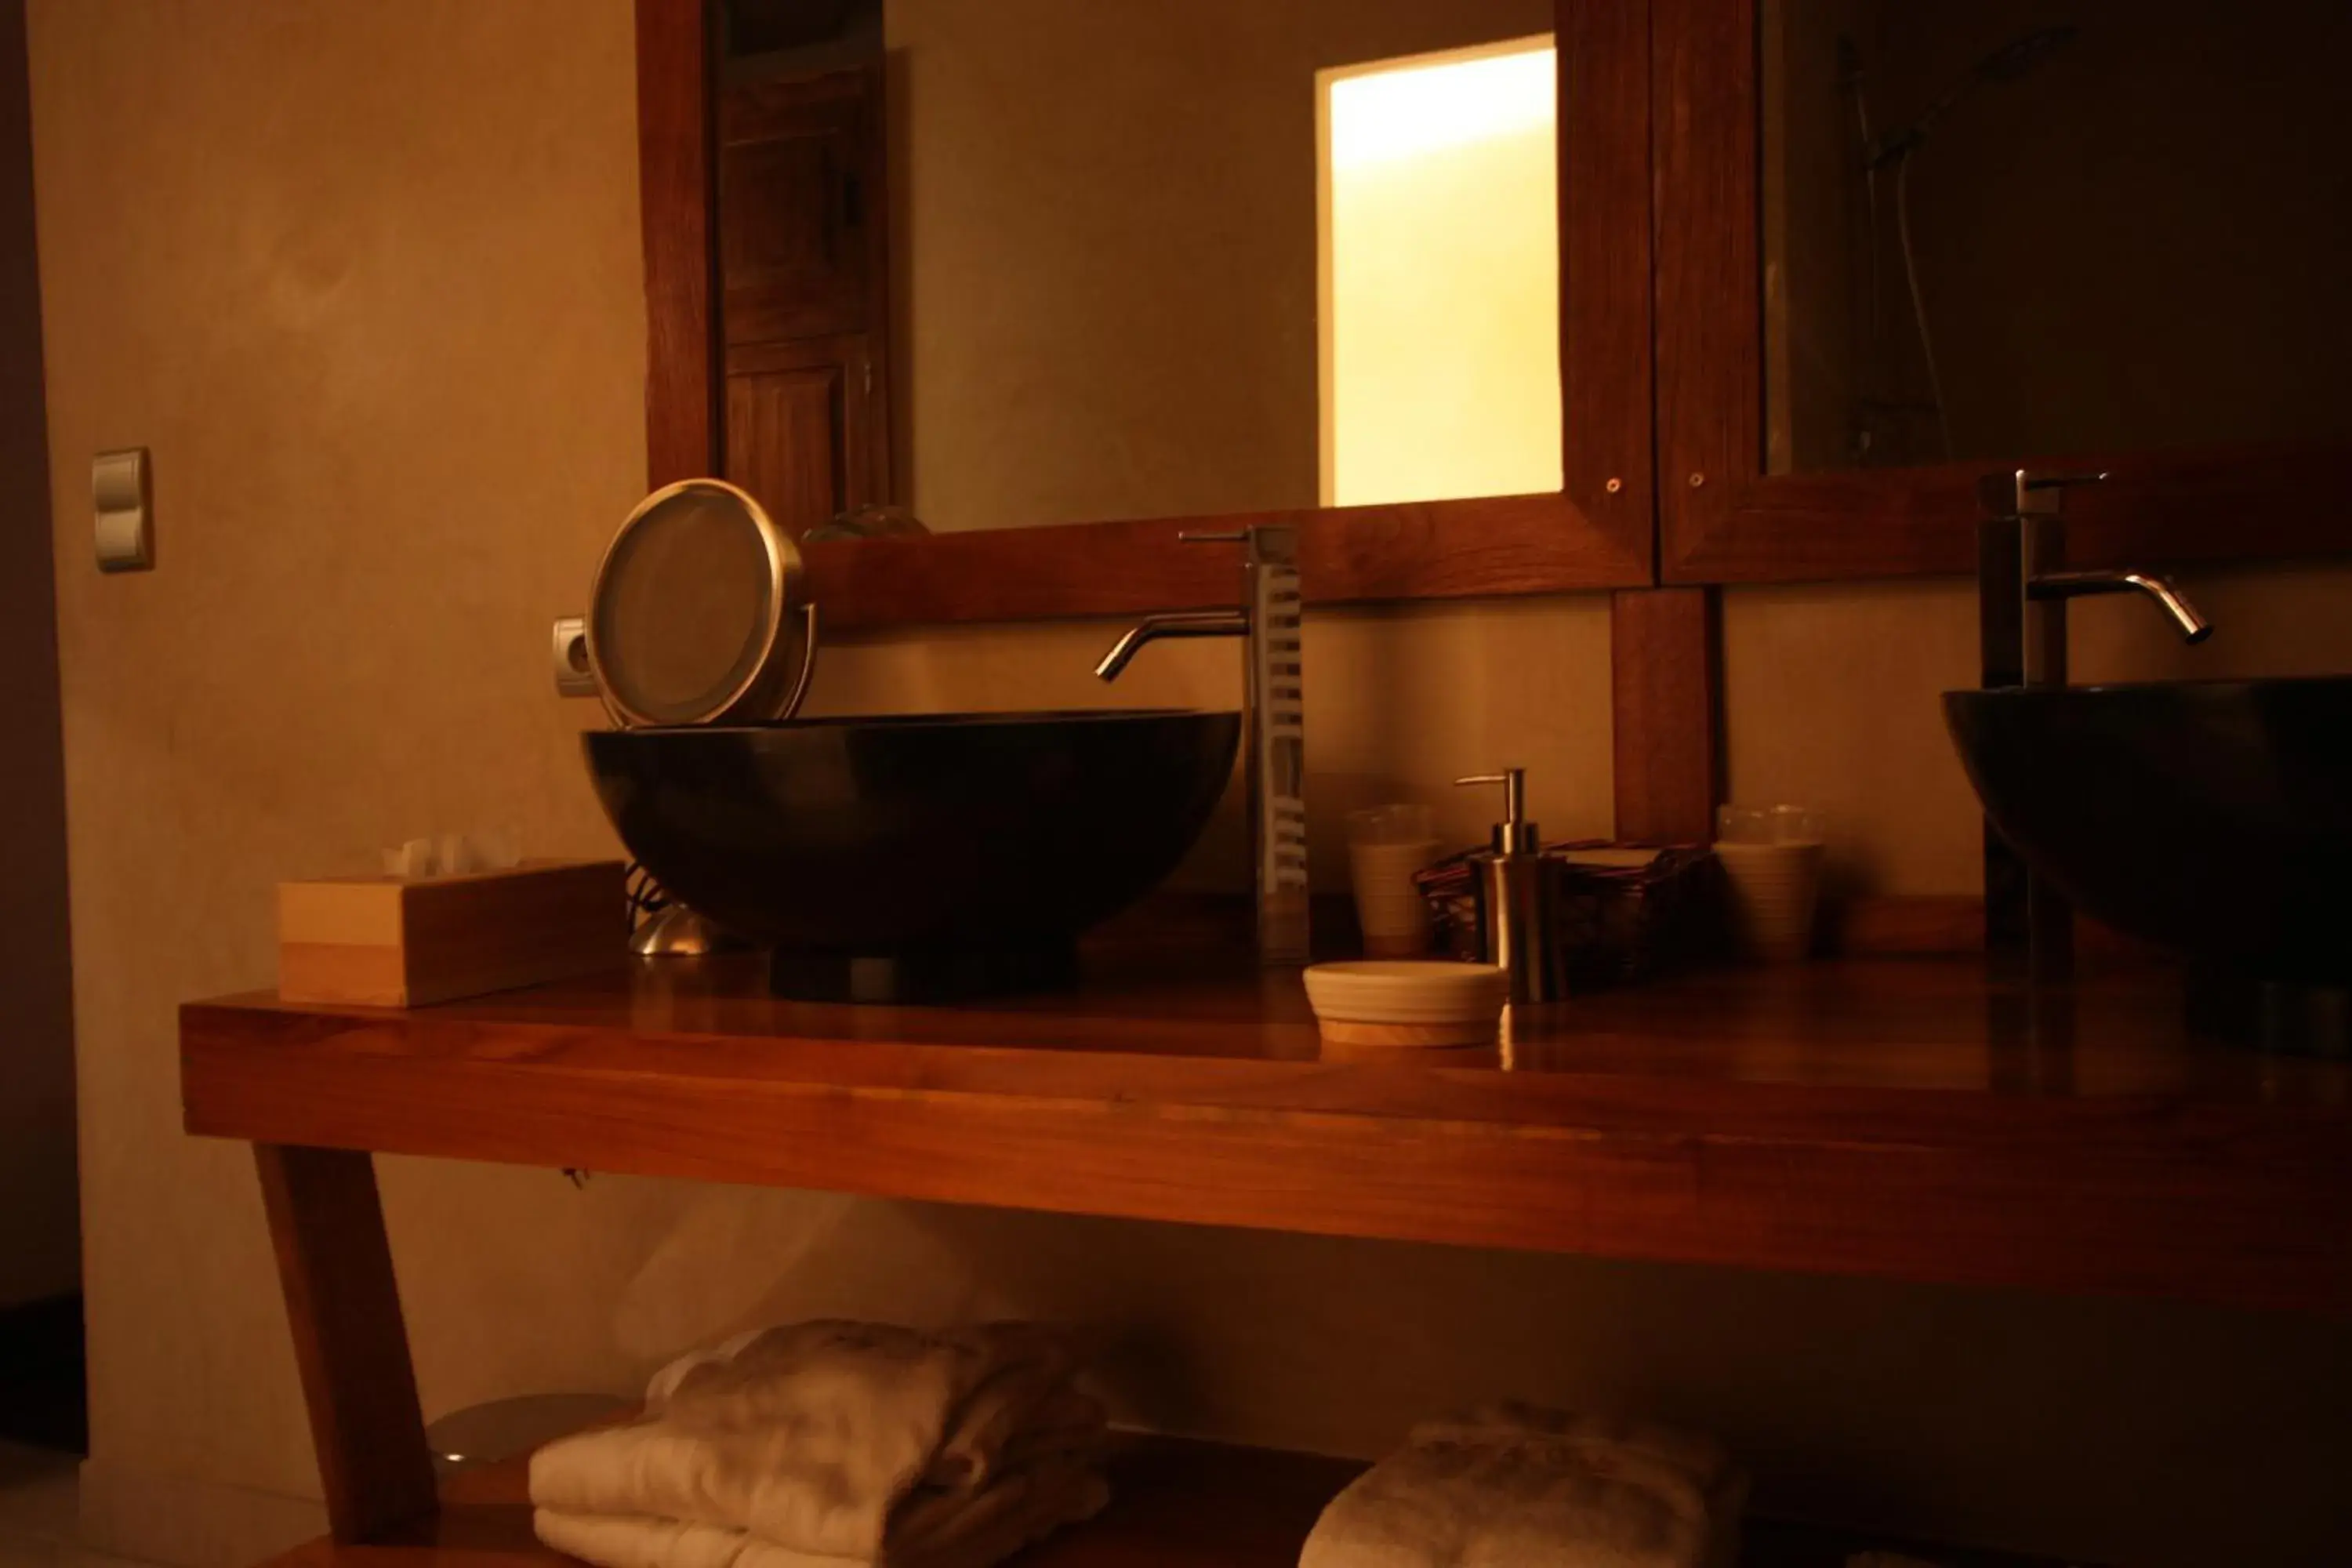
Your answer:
0,0 -> 74,1311
26,6 -> 2352,1568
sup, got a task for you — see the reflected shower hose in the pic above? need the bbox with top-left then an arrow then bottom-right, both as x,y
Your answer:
1894,158 -> 1955,461
1867,23 -> 2076,463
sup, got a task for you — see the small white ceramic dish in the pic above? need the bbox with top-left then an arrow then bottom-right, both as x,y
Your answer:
1303,960 -> 1511,1044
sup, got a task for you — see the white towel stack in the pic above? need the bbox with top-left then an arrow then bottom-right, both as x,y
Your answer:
529,1319 -> 1111,1568
1300,1403 -> 1747,1568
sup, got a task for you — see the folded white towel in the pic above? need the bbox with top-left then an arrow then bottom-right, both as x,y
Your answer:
1300,1403 -> 1747,1568
533,1457 -> 1109,1568
529,1320 -> 1109,1568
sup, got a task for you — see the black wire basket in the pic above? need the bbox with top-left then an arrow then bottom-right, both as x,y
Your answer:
1414,841 -> 1723,990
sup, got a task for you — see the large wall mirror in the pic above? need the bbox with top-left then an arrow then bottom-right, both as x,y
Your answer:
1656,0 -> 2352,581
1762,0 -> 2352,475
641,0 -> 1656,626
724,0 -> 1562,536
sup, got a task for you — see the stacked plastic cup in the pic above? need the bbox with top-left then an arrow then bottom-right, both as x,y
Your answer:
1346,804 -> 1442,958
1715,804 -> 1825,962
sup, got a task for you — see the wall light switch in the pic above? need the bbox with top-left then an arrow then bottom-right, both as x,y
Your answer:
93,448 -> 152,572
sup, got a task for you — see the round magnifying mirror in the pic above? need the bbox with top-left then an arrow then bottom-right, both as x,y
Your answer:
586,478 -> 818,728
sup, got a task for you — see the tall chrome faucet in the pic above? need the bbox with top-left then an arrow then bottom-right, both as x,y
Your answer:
1976,469 -> 2211,978
1095,526 -> 1308,966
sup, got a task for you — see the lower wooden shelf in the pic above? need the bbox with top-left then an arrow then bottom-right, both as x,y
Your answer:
192,955 -> 2241,1567
267,1436 -> 2072,1568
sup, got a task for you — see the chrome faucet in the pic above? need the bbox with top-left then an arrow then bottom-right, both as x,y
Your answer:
1096,526 -> 1308,966
1976,469 -> 2211,977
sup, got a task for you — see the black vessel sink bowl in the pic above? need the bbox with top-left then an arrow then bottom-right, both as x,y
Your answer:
585,710 -> 1240,999
1944,678 -> 2352,982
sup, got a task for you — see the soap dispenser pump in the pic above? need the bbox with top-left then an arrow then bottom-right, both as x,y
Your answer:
1455,768 -> 1564,1004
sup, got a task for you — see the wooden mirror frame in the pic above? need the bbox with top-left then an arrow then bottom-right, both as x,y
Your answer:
635,0 -> 1659,633
1652,0 -> 2352,585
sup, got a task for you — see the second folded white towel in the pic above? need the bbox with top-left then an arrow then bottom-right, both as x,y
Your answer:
1300,1402 -> 1746,1568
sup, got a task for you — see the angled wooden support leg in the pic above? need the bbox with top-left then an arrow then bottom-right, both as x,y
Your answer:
254,1144 -> 437,1543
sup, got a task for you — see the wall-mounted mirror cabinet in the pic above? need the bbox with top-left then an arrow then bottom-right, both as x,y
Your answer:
1659,0 -> 2352,580
736,1 -> 1570,535
1763,1 -> 2350,477
642,0 -> 2350,625
637,0 -> 1654,628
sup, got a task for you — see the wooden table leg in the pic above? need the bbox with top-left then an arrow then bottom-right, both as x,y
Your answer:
254,1144 -> 438,1543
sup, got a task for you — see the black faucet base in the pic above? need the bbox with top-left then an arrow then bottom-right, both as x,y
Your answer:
2187,967 -> 2352,1058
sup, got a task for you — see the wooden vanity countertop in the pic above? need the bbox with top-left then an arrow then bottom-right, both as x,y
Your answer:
182,952 -> 2352,1316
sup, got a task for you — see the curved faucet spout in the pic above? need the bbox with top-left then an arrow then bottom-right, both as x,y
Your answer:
1094,612 -> 1250,681
2028,570 -> 2212,644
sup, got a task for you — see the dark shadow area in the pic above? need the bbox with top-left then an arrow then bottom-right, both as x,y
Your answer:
0,1294 -> 87,1454
0,0 -> 83,1464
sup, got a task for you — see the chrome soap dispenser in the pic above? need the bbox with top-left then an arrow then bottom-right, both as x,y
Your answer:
1456,768 -> 1563,1004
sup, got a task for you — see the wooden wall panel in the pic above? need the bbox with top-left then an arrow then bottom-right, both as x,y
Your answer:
636,0 -> 720,485
1650,0 -> 1759,583
1558,0 -> 1657,572
1611,587 -> 1721,844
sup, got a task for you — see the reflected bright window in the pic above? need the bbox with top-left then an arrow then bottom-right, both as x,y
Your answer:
1319,39 -> 1562,508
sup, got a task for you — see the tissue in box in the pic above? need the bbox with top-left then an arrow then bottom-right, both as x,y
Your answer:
278,860 -> 627,1007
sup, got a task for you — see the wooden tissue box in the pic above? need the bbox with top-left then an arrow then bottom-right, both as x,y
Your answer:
278,860 -> 628,1007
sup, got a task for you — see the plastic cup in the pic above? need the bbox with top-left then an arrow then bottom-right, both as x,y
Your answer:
1347,804 -> 1440,959
1715,805 -> 1825,962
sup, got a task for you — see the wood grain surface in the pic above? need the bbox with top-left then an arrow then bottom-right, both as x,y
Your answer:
253,1145 -> 437,1543
635,0 -> 720,486
1650,0 -> 1759,584
187,955 -> 2352,1316
277,862 -> 626,1009
802,492 -> 1646,630
1555,0 -> 1657,572
1611,587 -> 1722,844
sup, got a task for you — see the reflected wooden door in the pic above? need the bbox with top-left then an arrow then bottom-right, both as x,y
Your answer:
724,336 -> 879,537
717,65 -> 891,533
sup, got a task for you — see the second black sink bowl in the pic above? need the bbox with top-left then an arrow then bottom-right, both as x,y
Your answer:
585,710 -> 1240,999
1944,677 -> 2352,982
